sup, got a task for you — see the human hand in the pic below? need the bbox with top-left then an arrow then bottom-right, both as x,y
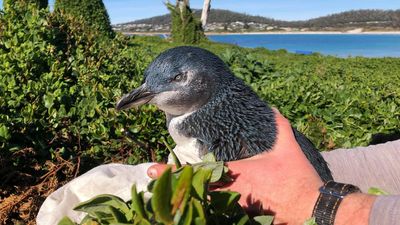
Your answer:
208,108 -> 323,224
147,109 -> 375,225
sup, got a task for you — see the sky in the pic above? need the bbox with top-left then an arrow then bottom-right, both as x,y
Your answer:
1,0 -> 399,24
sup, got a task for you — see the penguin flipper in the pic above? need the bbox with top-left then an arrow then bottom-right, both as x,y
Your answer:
292,127 -> 333,182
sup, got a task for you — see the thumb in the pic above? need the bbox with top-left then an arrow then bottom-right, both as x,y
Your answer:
147,164 -> 175,178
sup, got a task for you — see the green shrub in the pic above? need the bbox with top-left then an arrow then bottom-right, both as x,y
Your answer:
219,48 -> 400,150
3,0 -> 48,9
166,1 -> 206,44
54,0 -> 114,38
1,3 -> 399,223
0,3 -> 172,165
58,154 -> 274,225
126,36 -> 400,150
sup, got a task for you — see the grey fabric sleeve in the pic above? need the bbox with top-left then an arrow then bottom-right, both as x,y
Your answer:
369,195 -> 400,225
321,140 -> 400,225
321,140 -> 400,194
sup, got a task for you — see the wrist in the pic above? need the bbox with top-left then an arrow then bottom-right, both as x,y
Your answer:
272,180 -> 322,225
312,181 -> 368,225
335,193 -> 376,225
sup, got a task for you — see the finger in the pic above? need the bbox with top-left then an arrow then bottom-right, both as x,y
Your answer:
272,107 -> 291,129
272,108 -> 295,136
147,164 -> 176,178
271,108 -> 302,153
271,106 -> 280,114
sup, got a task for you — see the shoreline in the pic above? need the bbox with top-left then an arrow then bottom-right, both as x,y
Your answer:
122,31 -> 400,36
207,31 -> 400,35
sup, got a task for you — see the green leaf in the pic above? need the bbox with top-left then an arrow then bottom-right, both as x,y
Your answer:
43,94 -> 54,109
131,185 -> 147,220
74,205 -> 122,224
235,215 -> 250,225
191,199 -> 205,219
177,199 -> 193,225
171,166 -> 193,214
57,216 -> 76,225
151,167 -> 174,224
0,124 -> 11,141
191,161 -> 224,183
368,187 -> 389,195
303,217 -> 317,225
191,168 -> 212,201
74,194 -> 132,221
209,191 -> 241,213
109,206 -> 129,223
194,217 -> 207,225
162,137 -> 182,169
146,179 -> 156,192
80,214 -> 100,224
135,219 -> 151,225
109,223 -> 133,225
253,215 -> 274,225
202,153 -> 216,162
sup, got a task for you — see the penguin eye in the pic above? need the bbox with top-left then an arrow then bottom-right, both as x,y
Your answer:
173,73 -> 184,82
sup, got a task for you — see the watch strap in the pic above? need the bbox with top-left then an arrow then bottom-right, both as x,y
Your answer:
312,180 -> 361,225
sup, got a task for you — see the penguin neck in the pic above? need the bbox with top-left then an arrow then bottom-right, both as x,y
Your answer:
167,111 -> 203,164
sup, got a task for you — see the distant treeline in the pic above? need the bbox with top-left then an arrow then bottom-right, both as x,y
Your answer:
124,9 -> 400,29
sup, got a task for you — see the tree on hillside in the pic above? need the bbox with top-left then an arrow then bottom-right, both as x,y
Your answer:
3,0 -> 48,9
54,0 -> 114,38
166,0 -> 206,44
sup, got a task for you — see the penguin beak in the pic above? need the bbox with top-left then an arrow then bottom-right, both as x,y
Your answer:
116,85 -> 155,110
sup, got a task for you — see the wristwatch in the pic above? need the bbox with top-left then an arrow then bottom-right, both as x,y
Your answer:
312,180 -> 361,225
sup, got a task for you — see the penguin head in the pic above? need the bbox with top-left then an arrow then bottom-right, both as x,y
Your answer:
116,46 -> 232,116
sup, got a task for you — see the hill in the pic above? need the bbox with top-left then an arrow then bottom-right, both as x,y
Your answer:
302,9 -> 400,29
113,9 -> 400,33
131,9 -> 280,25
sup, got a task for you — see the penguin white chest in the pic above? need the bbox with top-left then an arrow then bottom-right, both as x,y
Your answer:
167,113 -> 202,164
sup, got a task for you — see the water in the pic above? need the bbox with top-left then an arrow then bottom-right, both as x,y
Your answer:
207,34 -> 400,58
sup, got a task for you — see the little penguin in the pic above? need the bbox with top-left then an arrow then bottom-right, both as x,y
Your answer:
116,46 -> 333,182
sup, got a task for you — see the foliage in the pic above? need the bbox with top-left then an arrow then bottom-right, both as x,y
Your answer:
128,36 -> 400,150
58,154 -> 274,225
368,187 -> 389,195
3,0 -> 48,9
1,2 -> 400,223
54,0 -> 114,38
219,48 -> 400,150
0,3 -> 172,167
166,1 -> 205,44
303,218 -> 317,225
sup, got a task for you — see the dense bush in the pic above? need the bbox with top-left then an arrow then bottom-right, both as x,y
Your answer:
54,0 -> 114,38
166,1 -> 205,44
1,2 -> 399,223
123,37 -> 400,150
0,3 -> 172,166
3,0 -> 48,9
220,48 -> 400,149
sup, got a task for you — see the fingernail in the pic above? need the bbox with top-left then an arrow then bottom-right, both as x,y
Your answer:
272,107 -> 280,114
148,167 -> 157,178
